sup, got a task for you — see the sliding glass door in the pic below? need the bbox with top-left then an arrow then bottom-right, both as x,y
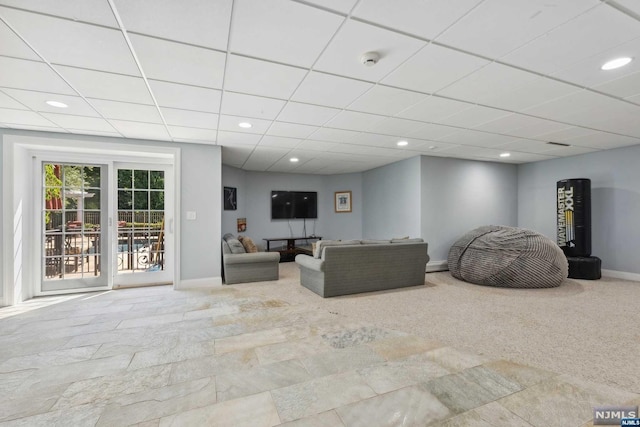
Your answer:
41,163 -> 108,292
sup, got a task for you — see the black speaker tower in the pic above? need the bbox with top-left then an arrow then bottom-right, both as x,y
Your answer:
556,178 -> 601,279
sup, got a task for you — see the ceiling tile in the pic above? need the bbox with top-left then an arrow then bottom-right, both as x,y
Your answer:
108,120 -> 170,140
300,0 -> 357,14
594,71 -> 640,99
259,135 -> 302,149
244,146 -> 289,171
406,123 -> 459,140
0,0 -> 119,26
614,0 -> 640,15
148,80 -> 221,113
295,140 -> 339,151
437,105 -> 511,128
325,110 -> 384,131
1,7 -> 138,75
495,152 -> 556,163
437,144 -> 509,160
437,129 -> 517,147
54,65 -> 153,104
82,98 -> 142,125
308,127 -> 361,143
222,145 -> 253,166
266,122 -> 318,139
68,129 -> 120,138
382,44 -> 489,93
502,4 -> 640,75
291,71 -> 373,108
564,131 -> 640,149
41,113 -> 117,132
475,114 -> 566,137
535,126 -> 595,142
481,77 -> 581,112
162,108 -> 218,129
492,138 -> 555,154
314,20 -> 425,82
1,88 -> 98,116
114,0 -> 232,50
224,55 -> 307,99
0,108 -> 56,127
230,0 -> 343,67
0,20 -> 40,60
437,62 -> 539,104
353,0 -> 481,40
523,90 -> 617,123
347,85 -> 425,116
217,115 -> 271,134
0,57 -> 75,94
221,92 -> 285,120
129,34 -> 225,88
2,123 -> 64,133
0,91 -> 29,110
409,140 -> 460,153
551,38 -> 640,88
368,117 -> 424,137
438,0 -> 599,59
217,130 -> 262,146
350,132 -> 420,148
278,102 -> 340,126
167,126 -> 217,142
396,96 -> 472,122
540,145 -> 599,157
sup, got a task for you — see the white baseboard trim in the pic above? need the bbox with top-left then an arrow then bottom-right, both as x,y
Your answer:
177,276 -> 223,289
601,269 -> 640,282
426,260 -> 448,273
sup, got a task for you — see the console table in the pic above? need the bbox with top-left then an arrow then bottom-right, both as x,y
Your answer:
263,236 -> 321,260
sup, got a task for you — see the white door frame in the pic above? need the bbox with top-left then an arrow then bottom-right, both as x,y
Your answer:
2,136 -> 180,302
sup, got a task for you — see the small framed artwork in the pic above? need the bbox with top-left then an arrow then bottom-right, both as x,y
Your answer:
224,186 -> 237,210
237,218 -> 246,232
335,190 -> 352,213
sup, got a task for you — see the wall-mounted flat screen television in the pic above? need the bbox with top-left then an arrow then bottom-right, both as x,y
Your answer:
271,191 -> 318,219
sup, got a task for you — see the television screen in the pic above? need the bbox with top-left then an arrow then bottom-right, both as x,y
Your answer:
271,191 -> 317,219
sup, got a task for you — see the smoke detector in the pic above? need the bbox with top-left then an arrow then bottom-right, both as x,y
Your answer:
360,51 -> 380,67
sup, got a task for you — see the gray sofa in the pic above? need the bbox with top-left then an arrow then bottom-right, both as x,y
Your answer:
295,239 -> 429,297
222,234 -> 280,284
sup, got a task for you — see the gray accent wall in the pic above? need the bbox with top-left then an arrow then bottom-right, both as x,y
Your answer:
421,156 -> 518,262
222,169 -> 363,247
363,157 -> 422,240
518,144 -> 640,274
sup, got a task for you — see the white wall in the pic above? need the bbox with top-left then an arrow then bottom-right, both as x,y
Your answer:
362,157 -> 422,240
421,156 -> 518,262
518,144 -> 640,275
1,129 -> 223,304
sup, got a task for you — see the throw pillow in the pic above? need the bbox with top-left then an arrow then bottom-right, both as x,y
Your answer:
239,236 -> 258,253
227,238 -> 246,254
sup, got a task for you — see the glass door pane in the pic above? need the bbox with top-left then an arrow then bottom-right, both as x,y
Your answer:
115,165 -> 172,285
42,163 -> 107,291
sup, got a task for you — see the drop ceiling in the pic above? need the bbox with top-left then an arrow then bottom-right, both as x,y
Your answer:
1,0 -> 640,174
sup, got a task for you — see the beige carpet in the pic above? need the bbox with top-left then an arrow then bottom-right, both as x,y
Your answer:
236,262 -> 640,395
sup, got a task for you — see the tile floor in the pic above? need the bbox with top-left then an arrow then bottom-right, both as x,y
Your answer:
0,284 -> 638,426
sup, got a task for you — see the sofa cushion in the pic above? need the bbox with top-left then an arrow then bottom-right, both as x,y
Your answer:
222,233 -> 235,242
313,239 -> 361,258
391,238 -> 424,243
238,235 -> 258,253
361,239 -> 391,245
226,238 -> 246,254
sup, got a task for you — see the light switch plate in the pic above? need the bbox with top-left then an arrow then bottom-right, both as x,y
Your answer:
186,211 -> 197,220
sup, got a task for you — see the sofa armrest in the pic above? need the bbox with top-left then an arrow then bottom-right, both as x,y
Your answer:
295,254 -> 324,272
224,252 -> 280,265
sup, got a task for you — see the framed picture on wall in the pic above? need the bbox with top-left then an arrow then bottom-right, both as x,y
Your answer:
334,191 -> 352,213
224,186 -> 237,210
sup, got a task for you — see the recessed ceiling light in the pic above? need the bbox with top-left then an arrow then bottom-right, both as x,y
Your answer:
290,157 -> 299,163
500,152 -> 511,158
46,100 -> 68,108
238,122 -> 252,128
601,57 -> 632,70
396,140 -> 408,146
428,145 -> 437,150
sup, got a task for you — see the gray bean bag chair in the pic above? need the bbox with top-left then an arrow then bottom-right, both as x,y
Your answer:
448,225 -> 568,288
